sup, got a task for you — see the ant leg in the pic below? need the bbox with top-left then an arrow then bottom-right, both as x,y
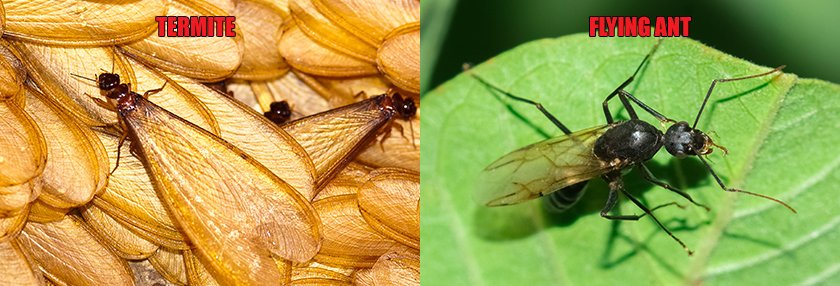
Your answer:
637,164 -> 710,211
617,90 -> 674,123
545,181 -> 588,213
692,65 -> 785,129
696,155 -> 796,213
598,175 -> 682,220
143,81 -> 168,98
602,39 -> 663,124
609,177 -> 693,255
470,73 -> 572,135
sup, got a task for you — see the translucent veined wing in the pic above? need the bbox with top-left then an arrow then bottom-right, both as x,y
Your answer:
476,125 -> 621,206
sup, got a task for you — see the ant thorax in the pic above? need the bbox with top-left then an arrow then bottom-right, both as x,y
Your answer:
593,119 -> 664,163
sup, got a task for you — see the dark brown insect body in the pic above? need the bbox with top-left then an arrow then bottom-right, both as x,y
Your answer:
473,40 -> 794,255
377,91 -> 417,148
72,71 -> 166,173
380,92 -> 417,120
96,73 -> 142,114
264,100 -> 293,124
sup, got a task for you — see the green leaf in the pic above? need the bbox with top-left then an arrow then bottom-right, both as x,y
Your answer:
420,0 -> 459,94
420,34 -> 840,285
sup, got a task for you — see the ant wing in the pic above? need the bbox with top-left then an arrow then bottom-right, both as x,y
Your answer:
475,125 -> 618,207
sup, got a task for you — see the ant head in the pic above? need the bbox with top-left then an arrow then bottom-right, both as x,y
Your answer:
98,73 -> 121,90
664,121 -> 711,158
264,101 -> 292,124
391,93 -> 417,120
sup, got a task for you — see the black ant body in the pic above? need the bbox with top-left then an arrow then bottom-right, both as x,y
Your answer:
474,40 -> 794,255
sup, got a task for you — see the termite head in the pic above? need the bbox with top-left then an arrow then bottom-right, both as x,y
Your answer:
390,93 -> 417,120
264,100 -> 293,124
664,121 -> 713,158
98,73 -> 121,91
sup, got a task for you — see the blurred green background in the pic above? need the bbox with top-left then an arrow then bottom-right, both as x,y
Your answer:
421,0 -> 840,94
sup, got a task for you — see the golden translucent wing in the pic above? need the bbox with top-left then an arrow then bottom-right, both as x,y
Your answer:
476,125 -> 619,206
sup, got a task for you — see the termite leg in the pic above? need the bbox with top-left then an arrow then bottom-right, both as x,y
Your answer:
111,131 -> 129,175
88,93 -> 117,112
143,82 -> 168,98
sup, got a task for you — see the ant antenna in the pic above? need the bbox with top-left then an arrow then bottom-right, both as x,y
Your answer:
696,155 -> 796,213
692,65 -> 786,129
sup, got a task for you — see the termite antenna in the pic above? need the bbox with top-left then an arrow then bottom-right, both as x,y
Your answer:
692,65 -> 786,129
70,73 -> 97,83
408,119 -> 417,149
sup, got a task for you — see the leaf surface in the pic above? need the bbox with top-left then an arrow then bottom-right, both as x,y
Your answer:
421,35 -> 840,285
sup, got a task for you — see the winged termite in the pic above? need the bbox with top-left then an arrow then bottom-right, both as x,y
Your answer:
263,71 -> 332,116
280,23 -> 379,77
309,0 -> 419,46
0,204 -> 29,242
82,69 -> 320,284
290,0 -> 378,63
183,249 -> 222,286
356,114 -> 420,171
80,204 -> 159,260
92,129 -> 189,249
377,23 -> 420,94
0,99 -> 45,217
312,194 -> 403,267
357,168 -> 420,249
2,0 -> 165,46
22,86 -> 109,209
474,40 -> 795,255
0,240 -> 44,285
265,100 -> 294,124
27,200 -> 69,223
160,70 -> 317,200
17,215 -> 135,286
148,248 -> 189,286
281,92 -> 416,190
8,41 -> 220,131
368,246 -> 420,285
230,0 -> 290,80
0,41 -> 26,101
292,261 -> 355,283
121,0 -> 244,81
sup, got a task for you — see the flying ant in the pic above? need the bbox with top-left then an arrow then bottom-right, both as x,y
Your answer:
473,40 -> 794,255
